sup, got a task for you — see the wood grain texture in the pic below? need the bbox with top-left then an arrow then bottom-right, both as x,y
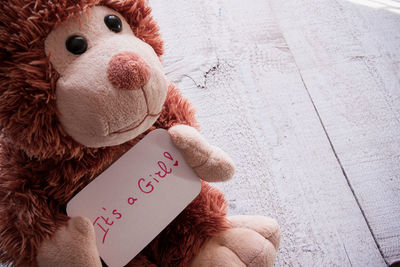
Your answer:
151,0 -> 389,266
269,0 -> 400,264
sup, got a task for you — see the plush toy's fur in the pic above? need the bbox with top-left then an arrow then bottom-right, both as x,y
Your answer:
0,1 -> 230,266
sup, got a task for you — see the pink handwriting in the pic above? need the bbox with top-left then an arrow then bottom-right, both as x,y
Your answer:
138,152 -> 176,194
128,197 -> 138,205
164,152 -> 179,166
93,207 -> 122,244
93,151 -> 178,245
112,209 -> 122,219
93,217 -> 109,244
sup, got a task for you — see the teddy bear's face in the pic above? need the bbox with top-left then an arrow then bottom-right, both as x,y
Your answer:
45,6 -> 168,148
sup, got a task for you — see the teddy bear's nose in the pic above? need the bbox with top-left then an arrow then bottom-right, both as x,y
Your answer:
107,51 -> 151,90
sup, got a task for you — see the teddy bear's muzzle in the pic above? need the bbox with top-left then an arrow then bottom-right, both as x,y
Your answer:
107,51 -> 151,90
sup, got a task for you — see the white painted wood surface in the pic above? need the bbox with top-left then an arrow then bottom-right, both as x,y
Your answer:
151,0 -> 399,266
269,0 -> 400,265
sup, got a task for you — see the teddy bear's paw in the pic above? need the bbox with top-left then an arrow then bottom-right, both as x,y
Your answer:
189,217 -> 280,267
168,125 -> 211,167
168,125 -> 235,182
37,217 -> 102,267
192,145 -> 235,182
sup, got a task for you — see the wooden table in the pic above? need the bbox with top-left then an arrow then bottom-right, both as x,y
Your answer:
151,0 -> 400,266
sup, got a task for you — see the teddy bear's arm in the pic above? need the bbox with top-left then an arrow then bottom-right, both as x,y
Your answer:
168,125 -> 235,182
37,217 -> 102,267
0,160 -> 100,266
0,186 -> 60,266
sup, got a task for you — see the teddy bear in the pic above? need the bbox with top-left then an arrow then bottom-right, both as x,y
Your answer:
0,0 -> 280,266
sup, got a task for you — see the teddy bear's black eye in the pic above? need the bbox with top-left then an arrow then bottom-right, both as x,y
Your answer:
65,36 -> 88,55
104,15 -> 122,33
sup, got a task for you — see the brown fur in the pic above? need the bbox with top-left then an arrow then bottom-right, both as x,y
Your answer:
0,1 -> 230,266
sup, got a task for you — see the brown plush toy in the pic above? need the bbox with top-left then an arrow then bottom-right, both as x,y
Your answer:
0,1 -> 280,266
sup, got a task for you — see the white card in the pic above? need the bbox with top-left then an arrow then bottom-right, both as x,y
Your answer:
67,129 -> 201,267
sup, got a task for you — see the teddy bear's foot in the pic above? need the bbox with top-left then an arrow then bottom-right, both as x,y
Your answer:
229,215 -> 281,250
189,215 -> 280,267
